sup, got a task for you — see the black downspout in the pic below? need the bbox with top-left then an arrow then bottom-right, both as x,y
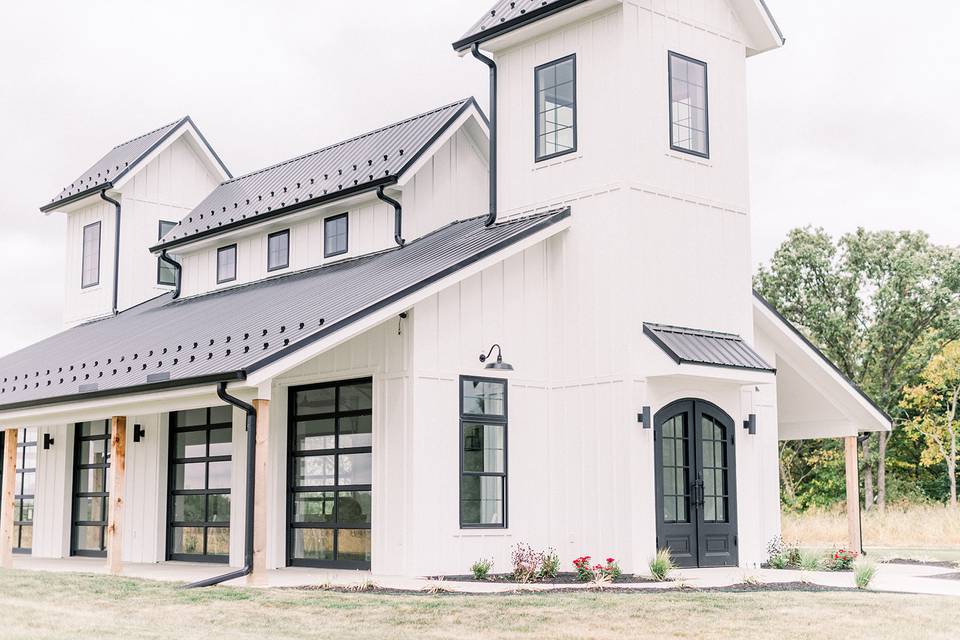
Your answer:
159,250 -> 183,299
100,190 -> 122,315
471,43 -> 497,227
183,382 -> 257,589
856,432 -> 870,556
376,186 -> 406,247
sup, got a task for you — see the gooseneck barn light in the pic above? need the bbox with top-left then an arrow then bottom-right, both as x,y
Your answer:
479,344 -> 514,371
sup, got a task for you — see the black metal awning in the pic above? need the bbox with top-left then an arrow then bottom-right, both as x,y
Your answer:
643,323 -> 775,373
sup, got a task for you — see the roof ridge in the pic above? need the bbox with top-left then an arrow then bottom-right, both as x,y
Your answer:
110,117 -> 185,150
221,98 -> 473,186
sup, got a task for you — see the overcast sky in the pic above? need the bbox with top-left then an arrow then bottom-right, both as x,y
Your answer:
0,0 -> 957,358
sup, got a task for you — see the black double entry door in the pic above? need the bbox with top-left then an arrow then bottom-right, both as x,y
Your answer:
654,399 -> 738,568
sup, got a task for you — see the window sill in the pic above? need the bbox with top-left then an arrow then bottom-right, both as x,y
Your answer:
665,151 -> 712,168
79,284 -> 103,294
452,531 -> 512,539
531,153 -> 582,172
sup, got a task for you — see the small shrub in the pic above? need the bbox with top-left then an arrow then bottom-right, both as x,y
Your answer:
649,548 -> 675,582
769,554 -> 789,570
827,548 -> 858,571
742,574 -> 764,587
766,536 -> 801,569
798,549 -> 823,571
470,558 -> 493,581
422,578 -> 450,595
572,555 -> 621,582
854,559 -> 878,589
511,543 -> 544,583
539,549 -> 560,579
573,556 -> 594,582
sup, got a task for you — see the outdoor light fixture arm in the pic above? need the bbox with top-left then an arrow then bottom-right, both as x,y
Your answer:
479,344 -> 504,365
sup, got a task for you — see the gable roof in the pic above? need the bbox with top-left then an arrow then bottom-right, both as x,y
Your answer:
644,323 -> 775,373
152,98 -> 484,253
40,116 -> 231,212
0,208 -> 569,412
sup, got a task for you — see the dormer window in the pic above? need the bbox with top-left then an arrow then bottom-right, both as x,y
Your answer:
81,222 -> 101,289
535,54 -> 577,162
217,244 -> 237,284
324,213 -> 348,258
669,52 -> 709,158
267,230 -> 290,272
158,221 -> 177,286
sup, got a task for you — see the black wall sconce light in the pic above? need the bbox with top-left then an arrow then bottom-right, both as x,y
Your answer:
43,432 -> 55,450
133,424 -> 146,443
638,406 -> 652,429
743,414 -> 757,435
479,344 -> 514,371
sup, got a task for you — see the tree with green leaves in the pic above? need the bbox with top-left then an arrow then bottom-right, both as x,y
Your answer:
901,342 -> 960,509
756,227 -> 960,511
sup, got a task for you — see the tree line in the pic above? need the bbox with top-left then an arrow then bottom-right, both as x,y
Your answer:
755,228 -> 960,511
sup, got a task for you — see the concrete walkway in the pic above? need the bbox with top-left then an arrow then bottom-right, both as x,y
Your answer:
10,555 -> 960,596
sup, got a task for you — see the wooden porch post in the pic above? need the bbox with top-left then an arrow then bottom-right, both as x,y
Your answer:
107,416 -> 127,575
1,429 -> 18,569
250,399 -> 270,585
844,436 -> 862,553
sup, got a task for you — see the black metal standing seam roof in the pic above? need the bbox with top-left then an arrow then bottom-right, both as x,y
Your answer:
0,208 -> 570,412
153,99 -> 481,252
643,323 -> 775,373
40,116 -> 231,212
453,0 -> 590,51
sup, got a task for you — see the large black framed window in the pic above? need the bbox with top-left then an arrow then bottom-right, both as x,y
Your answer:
216,244 -> 237,284
669,51 -> 709,158
71,420 -> 111,557
167,406 -> 233,563
288,379 -> 372,569
14,428 -> 37,553
535,54 -> 577,162
459,377 -> 507,528
267,229 -> 290,272
81,221 -> 101,288
323,213 -> 349,258
157,221 -> 177,286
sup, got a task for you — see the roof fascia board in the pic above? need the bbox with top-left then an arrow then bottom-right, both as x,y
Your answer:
752,293 -> 892,431
243,211 -> 572,386
453,0 -> 596,53
395,106 -> 489,188
730,0 -> 785,56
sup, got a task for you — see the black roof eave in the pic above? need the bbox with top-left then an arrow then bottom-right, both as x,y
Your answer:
642,324 -> 777,374
452,0 -> 591,52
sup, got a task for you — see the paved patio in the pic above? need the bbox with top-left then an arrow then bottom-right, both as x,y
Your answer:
10,555 -> 960,596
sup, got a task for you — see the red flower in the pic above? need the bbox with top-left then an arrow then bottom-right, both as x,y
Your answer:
606,558 -> 615,564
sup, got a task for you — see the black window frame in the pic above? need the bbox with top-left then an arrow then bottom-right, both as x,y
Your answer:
668,51 -> 710,159
459,375 -> 508,530
267,229 -> 291,272
216,244 -> 238,284
81,221 -> 101,289
166,407 -> 234,564
71,420 -> 111,557
287,378 -> 373,570
534,53 -> 578,163
323,213 -> 349,258
157,220 -> 178,286
13,427 -> 38,553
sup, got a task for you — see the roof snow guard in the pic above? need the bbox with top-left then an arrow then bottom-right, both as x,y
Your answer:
154,99 -> 481,252
644,323 -> 775,373
41,116 -> 229,212
0,208 -> 569,411
453,0 -> 589,52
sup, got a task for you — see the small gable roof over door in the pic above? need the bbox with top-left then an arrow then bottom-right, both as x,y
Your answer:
41,116 -> 231,212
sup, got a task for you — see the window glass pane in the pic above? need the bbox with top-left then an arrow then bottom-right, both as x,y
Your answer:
338,453 -> 372,486
178,408 -> 207,427
296,456 -> 335,487
22,446 -> 37,470
462,424 -> 505,473
171,527 -> 205,555
669,53 -> 708,156
208,461 -> 232,490
296,419 -> 335,451
206,528 -> 230,556
75,496 -> 104,522
82,223 -> 101,287
210,406 -> 233,424
268,232 -> 289,270
80,421 -> 108,437
17,525 -> 33,550
324,215 -> 348,256
460,476 -> 504,526
294,492 -> 336,523
296,388 -> 335,415
339,415 -> 372,448
208,428 -> 232,457
208,494 -> 231,523
293,528 -> 334,561
73,525 -> 102,551
337,491 -> 372,524
77,468 -> 105,493
535,57 -> 576,160
175,463 -> 206,490
217,246 -> 237,283
175,430 -> 206,460
22,472 -> 35,497
337,529 -> 371,563
18,498 -> 34,523
462,379 -> 505,416
24,428 -> 38,443
339,382 -> 372,412
174,494 -> 206,523
79,440 -> 107,466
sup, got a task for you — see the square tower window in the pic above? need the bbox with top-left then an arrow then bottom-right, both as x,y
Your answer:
268,230 -> 290,272
217,244 -> 237,284
324,214 -> 348,258
669,52 -> 709,158
81,222 -> 101,289
535,54 -> 577,162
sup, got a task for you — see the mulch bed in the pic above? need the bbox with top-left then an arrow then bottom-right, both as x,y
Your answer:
431,572 -> 656,584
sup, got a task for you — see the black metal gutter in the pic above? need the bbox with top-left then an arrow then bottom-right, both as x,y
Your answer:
159,251 -> 183,299
184,381 -> 256,589
100,190 -> 122,315
471,44 -> 498,227
452,0 -> 590,52
376,186 -> 406,247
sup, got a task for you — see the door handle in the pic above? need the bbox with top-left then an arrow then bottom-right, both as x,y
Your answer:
692,478 -> 705,507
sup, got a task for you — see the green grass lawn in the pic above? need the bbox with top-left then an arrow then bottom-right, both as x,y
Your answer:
0,570 -> 955,640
